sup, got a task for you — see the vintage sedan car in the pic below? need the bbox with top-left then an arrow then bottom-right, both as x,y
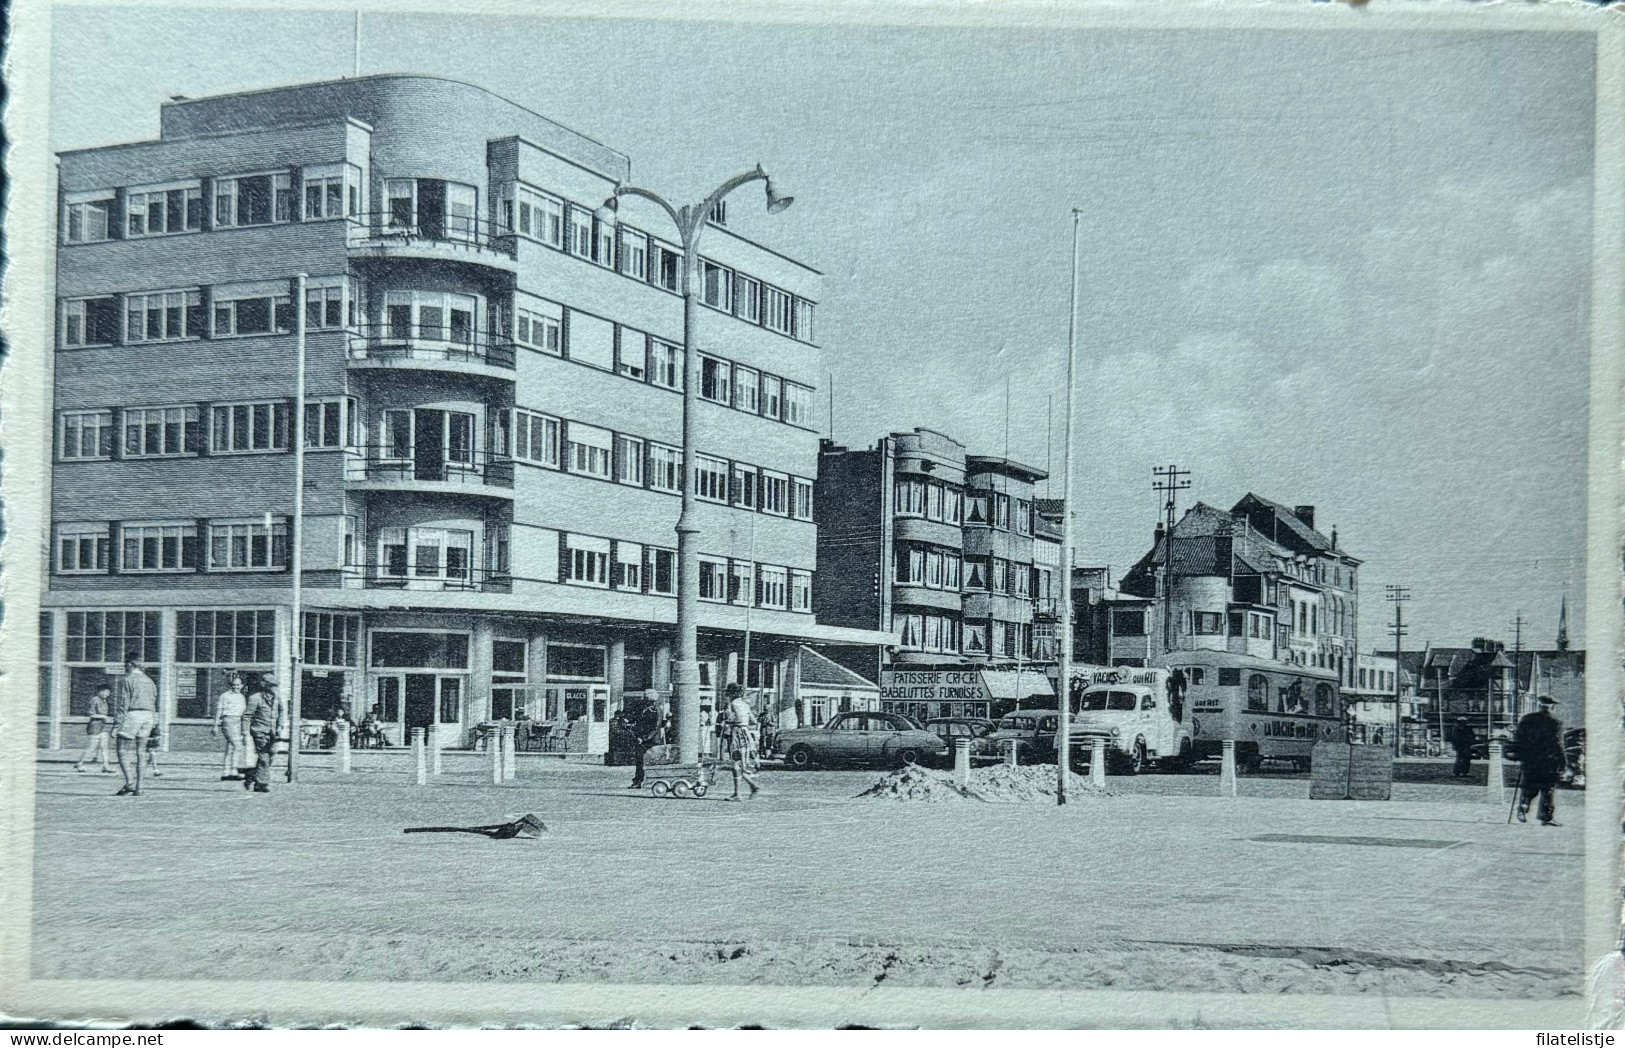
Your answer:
923,717 -> 1001,764
990,708 -> 1061,765
774,711 -> 948,769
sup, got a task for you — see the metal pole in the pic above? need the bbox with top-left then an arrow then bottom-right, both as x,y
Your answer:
742,514 -> 757,704
601,168 -> 785,766
1055,208 -> 1082,805
674,227 -> 703,765
1436,666 -> 1445,756
288,273 -> 308,783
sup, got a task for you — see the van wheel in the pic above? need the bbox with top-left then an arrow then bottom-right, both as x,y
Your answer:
786,745 -> 815,770
1174,738 -> 1194,773
1130,739 -> 1148,774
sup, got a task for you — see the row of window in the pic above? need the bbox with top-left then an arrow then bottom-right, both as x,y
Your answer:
892,545 -> 1044,600
554,531 -> 812,613
63,165 -> 364,244
893,478 -> 1033,534
59,281 -> 821,434
505,406 -> 814,519
494,180 -> 816,343
57,519 -> 289,574
64,168 -> 815,344
892,612 -> 1033,659
514,298 -> 818,430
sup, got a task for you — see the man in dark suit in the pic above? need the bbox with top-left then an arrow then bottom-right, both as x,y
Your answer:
1513,695 -> 1566,826
1447,717 -> 1477,777
627,693 -> 663,790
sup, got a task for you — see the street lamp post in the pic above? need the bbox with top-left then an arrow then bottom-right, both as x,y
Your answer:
597,167 -> 792,766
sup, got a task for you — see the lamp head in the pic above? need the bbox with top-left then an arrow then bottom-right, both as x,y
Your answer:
594,194 -> 619,227
764,178 -> 794,214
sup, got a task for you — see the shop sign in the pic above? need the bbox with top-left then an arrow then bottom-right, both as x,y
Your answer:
879,668 -> 992,703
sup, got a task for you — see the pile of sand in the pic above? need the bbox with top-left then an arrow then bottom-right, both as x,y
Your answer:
855,764 -> 976,802
857,762 -> 1112,803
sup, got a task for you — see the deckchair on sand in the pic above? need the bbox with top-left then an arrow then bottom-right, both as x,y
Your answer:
403,814 -> 547,839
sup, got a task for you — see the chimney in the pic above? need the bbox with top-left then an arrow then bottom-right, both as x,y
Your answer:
1293,505 -> 1316,530
1154,522 -> 1166,549
1330,526 -> 1338,550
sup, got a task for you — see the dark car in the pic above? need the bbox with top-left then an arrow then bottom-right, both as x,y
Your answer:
923,717 -> 1000,764
773,711 -> 948,769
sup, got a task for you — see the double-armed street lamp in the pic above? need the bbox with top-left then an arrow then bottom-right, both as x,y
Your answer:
595,166 -> 793,765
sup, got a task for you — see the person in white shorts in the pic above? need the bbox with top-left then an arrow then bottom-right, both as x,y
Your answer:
74,683 -> 114,773
113,653 -> 159,797
213,673 -> 249,781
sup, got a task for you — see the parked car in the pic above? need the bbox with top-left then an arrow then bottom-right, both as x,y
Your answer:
774,711 -> 948,769
923,717 -> 1000,764
990,708 -> 1061,766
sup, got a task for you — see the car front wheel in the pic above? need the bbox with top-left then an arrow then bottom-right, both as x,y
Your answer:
786,745 -> 815,770
895,747 -> 921,767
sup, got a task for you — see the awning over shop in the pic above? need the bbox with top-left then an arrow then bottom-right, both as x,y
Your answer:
797,646 -> 880,697
980,668 -> 1056,702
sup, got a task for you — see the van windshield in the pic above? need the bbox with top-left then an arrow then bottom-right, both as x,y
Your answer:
1077,691 -> 1138,712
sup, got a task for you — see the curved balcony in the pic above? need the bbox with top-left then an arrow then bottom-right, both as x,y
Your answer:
895,517 -> 963,550
344,565 -> 513,594
892,584 -> 963,614
345,445 -> 515,498
347,210 -> 518,272
347,326 -> 516,381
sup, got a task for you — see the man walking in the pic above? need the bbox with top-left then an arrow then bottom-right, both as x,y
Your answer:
628,693 -> 662,790
243,674 -> 285,794
1513,695 -> 1566,826
112,654 -> 158,796
74,683 -> 114,773
214,673 -> 249,781
1447,716 -> 1476,778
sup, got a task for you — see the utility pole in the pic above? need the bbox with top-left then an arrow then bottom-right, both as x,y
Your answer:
1385,585 -> 1410,758
1509,610 -> 1525,721
1055,208 -> 1083,806
1152,465 -> 1191,653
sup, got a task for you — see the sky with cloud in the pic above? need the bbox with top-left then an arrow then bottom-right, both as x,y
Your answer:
49,10 -> 1598,649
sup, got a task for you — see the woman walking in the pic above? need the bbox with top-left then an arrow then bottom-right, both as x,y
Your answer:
214,673 -> 249,781
722,683 -> 761,801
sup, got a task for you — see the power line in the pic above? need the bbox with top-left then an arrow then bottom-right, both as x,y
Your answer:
1385,585 -> 1411,759
1152,464 -> 1191,653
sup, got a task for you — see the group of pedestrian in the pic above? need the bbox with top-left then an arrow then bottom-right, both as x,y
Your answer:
74,657 -> 285,797
625,683 -> 763,800
1444,697 -> 1568,827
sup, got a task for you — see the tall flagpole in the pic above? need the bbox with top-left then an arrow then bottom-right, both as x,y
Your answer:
288,273 -> 308,783
1056,209 -> 1082,805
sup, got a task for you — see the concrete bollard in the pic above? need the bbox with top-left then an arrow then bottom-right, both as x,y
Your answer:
1004,738 -> 1019,767
1487,740 -> 1505,804
1219,739 -> 1238,797
954,737 -> 971,786
337,724 -> 352,774
412,728 -> 427,786
1091,737 -> 1107,788
430,726 -> 443,776
490,725 -> 504,784
501,724 -> 516,782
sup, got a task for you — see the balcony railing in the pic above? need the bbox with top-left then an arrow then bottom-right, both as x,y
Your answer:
347,210 -> 517,259
1031,596 -> 1060,620
348,325 -> 516,370
346,446 -> 515,490
346,565 -> 513,594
